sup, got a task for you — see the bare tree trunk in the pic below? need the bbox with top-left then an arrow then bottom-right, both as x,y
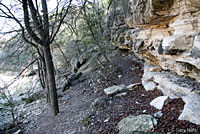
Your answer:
37,57 -> 51,103
43,45 -> 59,116
0,0 -> 74,117
37,58 -> 45,87
45,70 -> 51,103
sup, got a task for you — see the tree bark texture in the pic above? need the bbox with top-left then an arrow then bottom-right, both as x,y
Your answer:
43,45 -> 59,116
22,0 -> 60,116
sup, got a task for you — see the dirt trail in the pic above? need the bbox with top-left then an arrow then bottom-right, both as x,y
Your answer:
11,53 -> 200,134
22,54 -> 143,134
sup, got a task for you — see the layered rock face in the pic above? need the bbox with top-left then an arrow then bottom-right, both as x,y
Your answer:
111,0 -> 200,124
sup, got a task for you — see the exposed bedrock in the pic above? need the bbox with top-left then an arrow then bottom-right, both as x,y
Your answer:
110,0 -> 200,124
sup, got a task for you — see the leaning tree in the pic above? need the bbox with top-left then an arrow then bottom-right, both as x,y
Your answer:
0,0 -> 75,116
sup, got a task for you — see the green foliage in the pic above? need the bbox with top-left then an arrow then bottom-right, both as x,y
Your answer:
52,0 -> 114,68
82,117 -> 90,126
5,127 -> 9,134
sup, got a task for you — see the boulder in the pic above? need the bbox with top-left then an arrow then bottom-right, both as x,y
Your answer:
142,63 -> 160,91
153,71 -> 199,98
21,91 -> 43,104
70,58 -> 81,73
141,62 -> 200,124
150,96 -> 168,110
142,81 -> 157,91
62,72 -> 82,92
179,94 -> 200,125
118,114 -> 157,134
191,33 -> 200,58
104,85 -> 126,96
78,52 -> 101,74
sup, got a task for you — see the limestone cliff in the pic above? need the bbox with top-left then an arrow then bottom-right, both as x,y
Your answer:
110,0 -> 200,125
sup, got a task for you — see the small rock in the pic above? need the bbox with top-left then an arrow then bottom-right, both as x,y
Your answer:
143,110 -> 147,113
13,129 -> 23,134
118,75 -> 122,78
36,100 -> 40,103
130,66 -> 136,71
104,117 -> 110,122
104,85 -> 126,96
118,114 -> 157,134
116,92 -> 127,97
136,101 -> 140,104
97,79 -> 101,83
91,97 -> 108,109
141,94 -> 145,96
150,96 -> 168,110
127,83 -> 141,90
23,119 -> 29,124
154,111 -> 163,118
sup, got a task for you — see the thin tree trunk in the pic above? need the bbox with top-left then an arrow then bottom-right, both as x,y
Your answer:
43,45 -> 59,116
37,58 -> 45,88
56,43 -> 69,66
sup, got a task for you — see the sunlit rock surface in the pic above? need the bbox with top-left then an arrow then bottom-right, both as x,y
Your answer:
111,0 -> 200,124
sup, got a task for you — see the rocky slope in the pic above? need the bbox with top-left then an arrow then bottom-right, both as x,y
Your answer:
110,0 -> 200,125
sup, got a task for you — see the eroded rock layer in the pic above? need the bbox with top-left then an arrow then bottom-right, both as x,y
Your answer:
111,0 -> 200,125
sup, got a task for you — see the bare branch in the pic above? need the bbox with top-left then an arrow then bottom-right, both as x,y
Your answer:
0,2 -> 39,48
50,0 -> 73,44
35,0 -> 43,27
2,58 -> 38,89
50,0 -> 62,38
0,29 -> 22,34
107,0 -> 113,12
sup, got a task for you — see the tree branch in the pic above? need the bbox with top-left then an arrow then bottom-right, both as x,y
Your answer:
22,0 -> 43,45
41,0 -> 50,43
0,2 -> 41,49
2,58 -> 38,89
27,0 -> 44,37
50,0 -> 73,44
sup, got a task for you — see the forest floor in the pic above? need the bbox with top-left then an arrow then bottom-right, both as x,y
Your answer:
2,50 -> 200,134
